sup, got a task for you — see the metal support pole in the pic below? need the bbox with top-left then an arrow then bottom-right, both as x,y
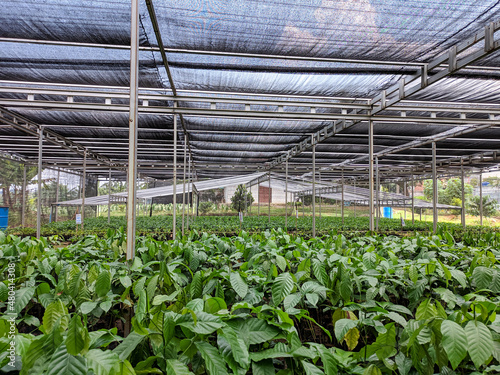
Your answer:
21,164 -> 26,227
479,172 -> 483,225
375,157 -> 380,231
341,168 -> 344,224
411,174 -> 415,224
107,168 -> 112,224
318,171 -> 322,218
187,156 -> 191,230
354,179 -> 357,218
369,120 -> 374,231
268,172 -> 271,224
403,181 -> 407,221
257,182 -> 260,216
432,142 -> 438,233
461,163 -> 466,229
36,127 -> 43,239
312,143 -> 316,237
81,150 -> 87,232
54,168 -> 60,222
126,0 -> 139,260
285,159 -> 288,230
182,137 -> 186,236
172,110 -> 177,240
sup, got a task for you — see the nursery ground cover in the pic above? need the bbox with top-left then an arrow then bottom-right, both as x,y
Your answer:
1,229 -> 500,374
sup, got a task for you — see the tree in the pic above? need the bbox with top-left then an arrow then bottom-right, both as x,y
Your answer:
441,178 -> 473,206
423,179 -> 444,201
0,160 -> 37,208
199,202 -> 213,215
230,185 -> 254,213
467,196 -> 499,217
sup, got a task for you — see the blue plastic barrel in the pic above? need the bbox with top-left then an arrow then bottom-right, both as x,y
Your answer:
382,207 -> 393,219
0,206 -> 8,230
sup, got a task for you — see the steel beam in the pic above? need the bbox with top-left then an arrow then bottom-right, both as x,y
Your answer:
432,142 -> 438,233
21,164 -> 26,227
480,172 -> 483,225
369,121 -> 374,231
36,127 -> 43,239
461,162 -> 466,228
312,142 -> 316,237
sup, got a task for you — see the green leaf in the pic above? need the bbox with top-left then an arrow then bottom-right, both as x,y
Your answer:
252,359 -> 275,375
95,270 -> 111,298
242,318 -> 279,345
334,319 -> 358,342
205,297 -> 228,314
13,287 -> 35,315
85,349 -> 120,375
80,301 -> 98,315
113,332 -> 145,360
152,291 -> 180,306
450,269 -> 467,288
276,255 -> 287,272
362,364 -> 382,375
222,326 -> 250,369
178,311 -> 225,335
318,348 -> 338,375
47,345 -> 87,375
196,341 -> 229,375
415,299 -> 437,320
465,320 -> 493,369
163,312 -> 176,343
191,272 -> 202,299
119,276 -> 132,288
441,320 -> 468,370
272,272 -> 294,305
302,360 -> 323,375
230,272 -> 248,299
409,265 -> 419,283
305,293 -> 319,307
312,259 -> 327,285
66,315 -> 85,355
117,360 -> 136,375
362,252 -> 376,269
166,359 -> 194,375
394,352 -> 412,375
43,300 -> 69,333
283,293 -> 302,311
472,267 -> 493,290
386,311 -> 407,327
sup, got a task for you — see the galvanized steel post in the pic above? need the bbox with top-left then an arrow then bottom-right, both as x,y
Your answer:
107,168 -> 112,224
81,150 -> 87,232
375,157 -> 380,231
172,108 -> 177,240
36,126 -> 43,239
461,162 -> 465,229
285,158 -> 288,231
54,168 -> 60,222
126,0 -> 139,260
479,172 -> 483,225
268,172 -> 271,224
341,167 -> 344,224
21,164 -> 26,227
411,174 -> 415,224
182,136 -> 186,236
432,142 -> 438,233
312,143 -> 316,237
369,120 -> 374,231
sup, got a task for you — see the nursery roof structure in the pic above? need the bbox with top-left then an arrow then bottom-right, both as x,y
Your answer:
2,0 -> 500,254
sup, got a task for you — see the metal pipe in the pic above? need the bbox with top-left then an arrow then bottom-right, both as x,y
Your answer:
36,127 -> 43,239
126,0 -> 139,260
479,172 -> 483,225
376,157 -> 380,231
187,155 -> 191,230
54,168 -> 60,222
173,110 -> 177,240
461,162 -> 466,229
182,136 -> 186,236
432,142 -> 438,233
21,164 -> 26,227
107,168 -> 112,224
285,158 -> 288,231
341,167 -> 344,224
268,172 -> 271,224
369,120 -> 374,231
318,171 -> 322,218
257,182 -> 260,216
411,174 -> 415,224
312,143 -> 316,238
81,150 -> 87,232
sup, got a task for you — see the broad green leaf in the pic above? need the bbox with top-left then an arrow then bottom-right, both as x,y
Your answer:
363,364 -> 382,375
362,252 -> 376,269
305,293 -> 319,307
113,332 -> 145,360
250,343 -> 293,362
246,318 -> 280,345
152,291 -> 180,306
252,359 -> 275,375
386,311 -> 407,327
166,359 -> 194,375
472,267 -> 493,290
117,360 -> 136,375
163,312 -> 176,343
80,301 -> 97,315
95,270 -> 111,298
343,327 -> 360,351
43,300 -> 69,333
276,255 -> 287,272
196,341 -> 229,375
205,297 -> 228,314
409,265 -> 418,283
441,320 -> 467,370
230,272 -> 248,299
334,319 -> 358,342
272,272 -> 294,305
415,299 -> 437,320
394,352 -> 412,375
178,311 -> 225,335
465,320 -> 493,369
339,278 -> 352,301
301,360 -> 323,375
47,345 -> 87,375
119,276 -> 132,288
312,259 -> 327,285
85,349 -> 120,375
318,348 -> 338,375
222,326 -> 250,369
13,287 -> 35,315
191,272 -> 202,299
66,315 -> 85,355
450,269 -> 467,288
146,275 -> 159,301
284,293 -> 302,311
